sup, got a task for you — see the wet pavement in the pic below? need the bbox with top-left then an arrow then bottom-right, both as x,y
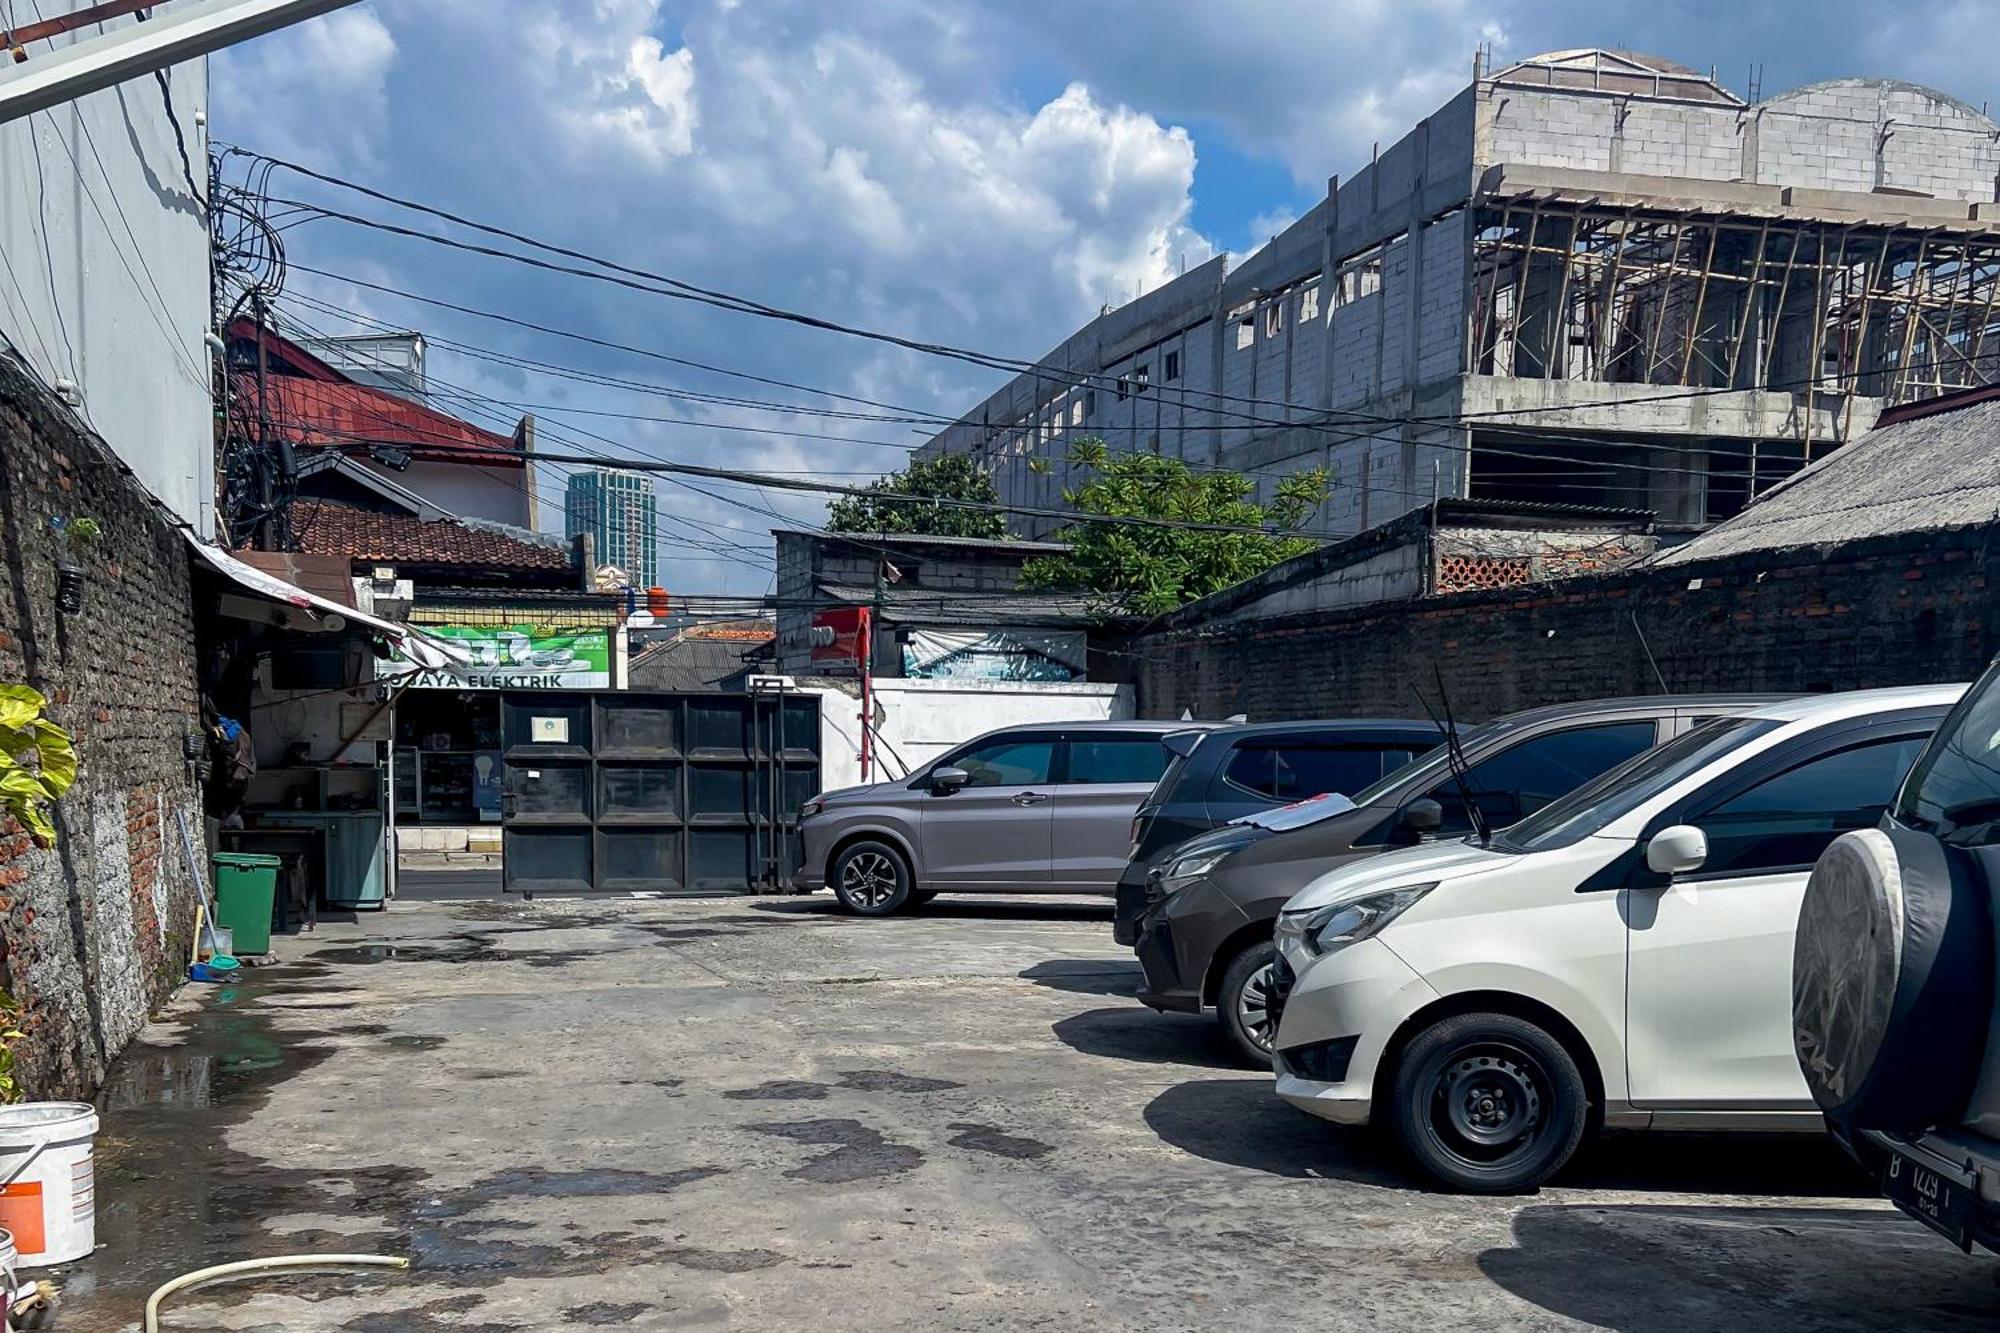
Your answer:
56,894 -> 2000,1330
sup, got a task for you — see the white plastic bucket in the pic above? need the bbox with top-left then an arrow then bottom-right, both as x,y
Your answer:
0,1227 -> 16,1327
0,1104 -> 97,1267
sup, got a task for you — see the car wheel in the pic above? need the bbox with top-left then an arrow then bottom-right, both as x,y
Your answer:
1390,1012 -> 1590,1194
830,841 -> 912,916
1794,828 -> 1994,1131
1215,942 -> 1280,1067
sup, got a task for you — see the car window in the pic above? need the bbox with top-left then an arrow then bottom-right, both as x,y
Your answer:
1066,737 -> 1170,785
952,739 -> 1055,788
1225,743 -> 1389,802
1424,721 -> 1658,838
1499,717 -> 1774,853
1898,662 -> 2000,846
1694,735 -> 1930,876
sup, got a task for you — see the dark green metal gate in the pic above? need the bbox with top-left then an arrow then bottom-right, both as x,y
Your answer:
499,688 -> 821,896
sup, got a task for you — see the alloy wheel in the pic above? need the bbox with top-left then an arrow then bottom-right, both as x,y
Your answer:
840,851 -> 899,910
1235,964 -> 1278,1054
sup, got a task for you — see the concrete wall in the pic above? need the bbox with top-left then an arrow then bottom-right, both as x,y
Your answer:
0,51 -> 213,534
0,358 -> 205,1099
812,678 -> 1133,792
1134,523 -> 1993,725
914,59 -> 2000,544
360,458 -> 533,530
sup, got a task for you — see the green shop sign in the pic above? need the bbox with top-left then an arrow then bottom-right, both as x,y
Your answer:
385,624 -> 613,690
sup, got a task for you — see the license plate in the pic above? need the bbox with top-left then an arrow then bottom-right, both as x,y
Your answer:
1883,1147 -> 1976,1251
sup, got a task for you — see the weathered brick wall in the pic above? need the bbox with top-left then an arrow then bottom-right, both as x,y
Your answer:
0,356 -> 204,1098
1136,526 -> 1995,724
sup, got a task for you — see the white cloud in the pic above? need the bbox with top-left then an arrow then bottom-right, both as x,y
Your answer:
212,5 -> 398,167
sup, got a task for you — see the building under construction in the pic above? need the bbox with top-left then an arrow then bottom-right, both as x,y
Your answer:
917,49 -> 2000,533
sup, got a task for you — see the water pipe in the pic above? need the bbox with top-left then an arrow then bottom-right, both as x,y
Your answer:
143,1253 -> 408,1331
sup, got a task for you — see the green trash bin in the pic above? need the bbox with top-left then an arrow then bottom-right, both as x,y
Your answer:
211,852 -> 281,956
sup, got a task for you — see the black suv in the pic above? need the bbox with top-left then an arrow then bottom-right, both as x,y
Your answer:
1132,694 -> 1790,1065
1114,719 -> 1441,946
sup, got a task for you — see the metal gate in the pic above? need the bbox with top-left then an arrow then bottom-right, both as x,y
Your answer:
499,688 -> 821,896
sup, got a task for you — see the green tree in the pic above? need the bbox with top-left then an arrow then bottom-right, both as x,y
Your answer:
825,454 -> 1008,540
1018,439 -> 1328,615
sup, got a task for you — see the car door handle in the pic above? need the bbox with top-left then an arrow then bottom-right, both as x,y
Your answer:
1011,791 -> 1048,806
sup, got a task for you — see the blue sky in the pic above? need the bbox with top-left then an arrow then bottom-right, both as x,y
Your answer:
213,0 -> 2000,593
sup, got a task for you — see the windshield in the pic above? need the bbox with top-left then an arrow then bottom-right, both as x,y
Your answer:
1342,719 -> 1485,809
1494,716 -> 1778,853
1896,658 -> 2000,846
1231,792 -> 1359,832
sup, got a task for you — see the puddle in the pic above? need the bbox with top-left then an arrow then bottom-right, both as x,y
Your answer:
384,1035 -> 449,1052
749,1119 -> 925,1184
575,1302 -> 656,1325
836,1070 -> 962,1094
947,1122 -> 1054,1161
305,932 -> 610,971
724,1080 -> 830,1101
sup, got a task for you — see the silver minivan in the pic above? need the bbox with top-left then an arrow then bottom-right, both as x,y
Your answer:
796,721 -> 1203,915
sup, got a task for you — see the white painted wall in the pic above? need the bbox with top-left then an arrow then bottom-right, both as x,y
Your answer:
0,49 -> 213,532
808,678 -> 1134,794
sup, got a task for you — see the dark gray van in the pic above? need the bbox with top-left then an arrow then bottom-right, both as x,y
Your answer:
1132,694 -> 1788,1065
1115,719 -> 1443,944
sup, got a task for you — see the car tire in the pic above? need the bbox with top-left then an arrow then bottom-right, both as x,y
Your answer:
1215,942 -> 1280,1068
830,841 -> 913,916
1390,1011 -> 1590,1194
1793,828 -> 1994,1132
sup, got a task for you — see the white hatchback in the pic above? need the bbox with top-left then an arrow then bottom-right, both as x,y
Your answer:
1269,686 -> 1963,1192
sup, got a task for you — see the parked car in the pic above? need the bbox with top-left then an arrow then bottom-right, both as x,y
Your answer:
1793,661 -> 2000,1254
1114,719 -> 1445,945
1130,695 -> 1783,1065
1270,685 -> 1959,1193
797,720 -> 1208,915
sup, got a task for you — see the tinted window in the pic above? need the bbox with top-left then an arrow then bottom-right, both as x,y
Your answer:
1426,721 -> 1658,838
951,738 -> 1055,788
1066,737 -> 1169,785
1898,666 -> 2000,846
1695,735 -> 1930,875
1501,718 -> 1773,853
1225,743 -> 1388,802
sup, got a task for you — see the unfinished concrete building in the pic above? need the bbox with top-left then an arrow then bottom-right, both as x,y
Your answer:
917,49 -> 2000,535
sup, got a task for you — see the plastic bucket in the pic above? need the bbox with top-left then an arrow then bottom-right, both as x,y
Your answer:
0,1104 -> 97,1267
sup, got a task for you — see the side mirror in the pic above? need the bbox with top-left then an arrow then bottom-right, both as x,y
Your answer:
1645,824 -> 1709,877
929,766 -> 970,794
1400,798 -> 1444,841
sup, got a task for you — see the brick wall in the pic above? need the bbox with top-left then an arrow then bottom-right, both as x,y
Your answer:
1135,525 -> 1994,724
0,356 -> 204,1099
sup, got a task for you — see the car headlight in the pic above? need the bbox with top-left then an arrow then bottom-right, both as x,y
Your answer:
1276,884 -> 1436,959
800,797 -> 827,819
1161,848 -> 1232,893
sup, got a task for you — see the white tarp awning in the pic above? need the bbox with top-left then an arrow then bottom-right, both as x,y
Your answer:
187,537 -> 469,671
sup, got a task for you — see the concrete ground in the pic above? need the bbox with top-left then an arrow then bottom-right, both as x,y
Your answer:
61,895 -> 2000,1331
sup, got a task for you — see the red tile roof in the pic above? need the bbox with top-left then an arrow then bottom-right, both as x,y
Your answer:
296,502 -> 572,573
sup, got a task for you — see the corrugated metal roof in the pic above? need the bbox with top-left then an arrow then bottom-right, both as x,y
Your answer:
1653,395 -> 2000,565
815,582 -> 1109,625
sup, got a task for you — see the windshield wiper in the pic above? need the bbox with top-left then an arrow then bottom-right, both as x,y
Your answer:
1413,668 -> 1490,847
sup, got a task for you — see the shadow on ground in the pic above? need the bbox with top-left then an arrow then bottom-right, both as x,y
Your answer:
1562,1132 -> 1872,1197
1019,960 -> 1143,997
1053,1006 -> 1242,1069
1142,1076 -> 1405,1185
1480,1202 -> 2000,1331
753,895 -> 1114,922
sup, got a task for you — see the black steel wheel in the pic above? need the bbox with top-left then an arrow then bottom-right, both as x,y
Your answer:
1215,941 -> 1280,1067
1390,1011 -> 1589,1193
830,841 -> 913,916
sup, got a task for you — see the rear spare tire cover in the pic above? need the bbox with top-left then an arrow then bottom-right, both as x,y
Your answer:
1793,827 -> 1993,1132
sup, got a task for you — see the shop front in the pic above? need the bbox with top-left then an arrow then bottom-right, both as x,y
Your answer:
379,604 -> 624,846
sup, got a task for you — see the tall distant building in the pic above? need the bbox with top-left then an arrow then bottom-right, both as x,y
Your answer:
564,469 -> 659,585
